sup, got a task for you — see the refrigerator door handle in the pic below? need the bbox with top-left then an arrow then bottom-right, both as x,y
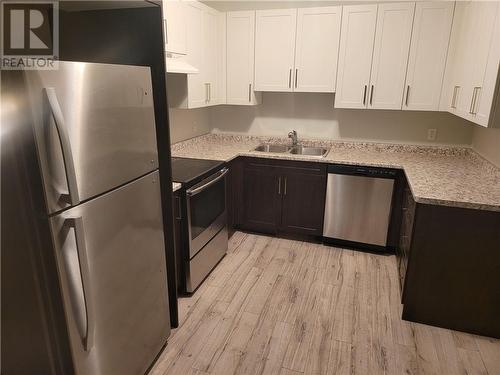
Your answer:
44,88 -> 80,205
65,217 -> 95,351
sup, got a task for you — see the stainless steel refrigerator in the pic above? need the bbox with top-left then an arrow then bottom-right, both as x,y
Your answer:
22,60 -> 170,375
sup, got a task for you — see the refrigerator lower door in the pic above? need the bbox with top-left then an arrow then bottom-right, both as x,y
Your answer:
49,171 -> 170,375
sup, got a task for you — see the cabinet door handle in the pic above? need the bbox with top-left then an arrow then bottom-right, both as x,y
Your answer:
248,83 -> 252,102
363,85 -> 367,105
451,85 -> 459,109
288,69 -> 292,88
295,68 -> 298,88
205,83 -> 209,103
471,86 -> 481,115
405,85 -> 410,106
209,83 -> 211,103
278,177 -> 281,195
469,88 -> 476,114
369,85 -> 374,106
283,177 -> 287,196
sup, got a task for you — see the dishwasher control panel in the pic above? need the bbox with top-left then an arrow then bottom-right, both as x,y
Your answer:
327,164 -> 399,179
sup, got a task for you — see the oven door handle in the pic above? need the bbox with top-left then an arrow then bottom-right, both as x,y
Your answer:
186,168 -> 229,197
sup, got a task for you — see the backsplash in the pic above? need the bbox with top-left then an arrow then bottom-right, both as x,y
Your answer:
209,93 -> 473,146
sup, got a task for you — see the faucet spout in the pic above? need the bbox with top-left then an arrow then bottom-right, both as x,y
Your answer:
288,130 -> 298,146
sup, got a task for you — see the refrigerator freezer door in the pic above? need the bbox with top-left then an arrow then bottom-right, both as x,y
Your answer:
25,61 -> 159,214
50,171 -> 170,375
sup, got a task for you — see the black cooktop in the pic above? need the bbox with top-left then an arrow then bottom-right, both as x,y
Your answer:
171,157 -> 225,185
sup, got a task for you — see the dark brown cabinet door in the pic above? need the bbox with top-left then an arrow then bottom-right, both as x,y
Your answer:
398,186 -> 416,298
242,163 -> 281,234
280,167 -> 327,235
226,158 -> 244,233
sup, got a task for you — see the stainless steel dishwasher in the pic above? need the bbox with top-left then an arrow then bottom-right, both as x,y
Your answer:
323,164 -> 397,251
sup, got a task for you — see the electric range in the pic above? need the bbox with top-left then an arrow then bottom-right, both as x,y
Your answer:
171,157 -> 228,293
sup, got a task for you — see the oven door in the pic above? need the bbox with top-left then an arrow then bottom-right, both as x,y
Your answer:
186,167 -> 228,259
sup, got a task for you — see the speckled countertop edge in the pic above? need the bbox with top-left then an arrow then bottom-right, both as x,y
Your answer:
171,134 -> 500,212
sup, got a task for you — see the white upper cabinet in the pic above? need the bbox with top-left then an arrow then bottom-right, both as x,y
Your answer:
368,3 -> 414,110
403,2 -> 453,111
294,6 -> 341,93
226,11 -> 261,105
163,0 -> 187,55
335,3 -> 414,110
203,9 -> 218,103
173,1 -> 224,108
440,2 -> 473,118
441,2 -> 500,127
468,2 -> 500,127
184,1 -> 205,107
214,12 -> 227,105
335,5 -> 377,109
254,9 -> 297,92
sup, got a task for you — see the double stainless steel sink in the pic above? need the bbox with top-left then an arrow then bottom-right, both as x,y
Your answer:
253,143 -> 329,157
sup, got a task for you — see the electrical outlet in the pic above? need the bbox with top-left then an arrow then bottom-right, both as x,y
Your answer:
427,128 -> 437,141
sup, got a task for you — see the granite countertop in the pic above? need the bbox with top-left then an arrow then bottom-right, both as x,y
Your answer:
171,134 -> 500,212
172,182 -> 182,192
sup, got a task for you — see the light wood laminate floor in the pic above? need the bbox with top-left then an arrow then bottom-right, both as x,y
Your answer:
151,232 -> 500,375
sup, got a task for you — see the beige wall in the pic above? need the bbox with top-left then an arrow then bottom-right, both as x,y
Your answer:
209,93 -> 473,145
472,125 -> 500,167
168,107 -> 211,144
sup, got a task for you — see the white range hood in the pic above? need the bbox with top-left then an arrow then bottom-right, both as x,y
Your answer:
166,55 -> 198,74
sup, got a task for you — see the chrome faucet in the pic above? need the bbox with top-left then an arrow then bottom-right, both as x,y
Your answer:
288,130 -> 298,146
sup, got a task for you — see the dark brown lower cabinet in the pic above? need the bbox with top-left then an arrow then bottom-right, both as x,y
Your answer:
169,191 -> 183,327
397,180 -> 500,338
397,184 -> 416,294
242,161 -> 282,234
226,158 -> 243,237
280,167 -> 327,235
239,157 -> 327,236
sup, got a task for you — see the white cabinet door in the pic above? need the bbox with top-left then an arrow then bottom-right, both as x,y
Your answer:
183,2 -> 225,108
403,2 -> 453,111
185,2 -> 206,108
441,2 -> 500,126
226,11 -> 261,105
335,5 -> 377,109
203,8 -> 218,105
453,3 -> 485,121
294,6 -> 341,93
440,2 -> 472,116
468,2 -> 499,126
368,2 -> 414,110
163,0 -> 187,55
254,9 -> 297,92
214,12 -> 227,105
